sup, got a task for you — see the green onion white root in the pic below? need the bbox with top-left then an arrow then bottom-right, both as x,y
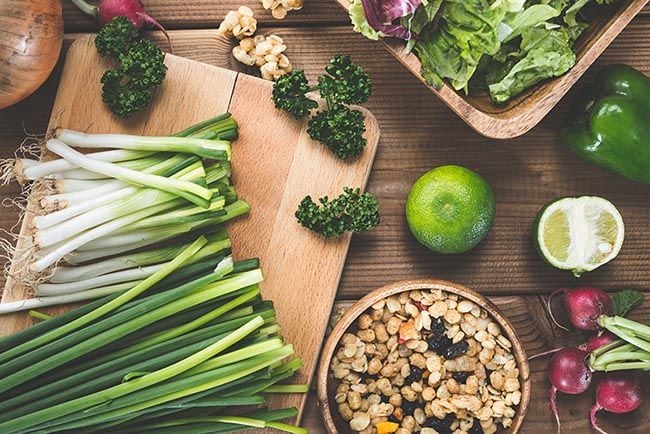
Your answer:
0,113 -> 244,309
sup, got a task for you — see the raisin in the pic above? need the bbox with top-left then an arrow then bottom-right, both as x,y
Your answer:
380,394 -> 391,404
388,414 -> 400,424
427,334 -> 452,355
453,371 -> 470,383
424,414 -> 455,433
443,340 -> 469,359
469,419 -> 484,434
361,372 -> 378,382
401,399 -> 419,416
430,317 -> 446,337
440,414 -> 455,427
405,365 -> 423,384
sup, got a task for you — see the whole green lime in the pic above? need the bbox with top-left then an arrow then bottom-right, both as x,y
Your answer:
406,165 -> 495,254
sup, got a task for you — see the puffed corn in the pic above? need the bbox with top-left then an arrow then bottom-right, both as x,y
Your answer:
217,6 -> 257,40
232,35 -> 293,81
261,0 -> 304,19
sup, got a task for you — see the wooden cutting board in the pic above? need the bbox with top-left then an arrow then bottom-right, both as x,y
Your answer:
0,35 -> 380,423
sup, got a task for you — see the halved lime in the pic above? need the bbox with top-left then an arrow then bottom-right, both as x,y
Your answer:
534,196 -> 624,277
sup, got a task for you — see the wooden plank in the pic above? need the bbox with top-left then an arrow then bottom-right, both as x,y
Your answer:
59,0 -> 650,32
307,296 -> 650,434
61,0 -> 349,32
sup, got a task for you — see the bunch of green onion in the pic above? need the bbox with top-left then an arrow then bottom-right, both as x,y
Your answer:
0,238 -> 307,433
589,316 -> 650,372
1,114 -> 252,314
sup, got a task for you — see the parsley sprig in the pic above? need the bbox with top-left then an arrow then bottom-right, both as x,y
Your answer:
272,55 -> 372,159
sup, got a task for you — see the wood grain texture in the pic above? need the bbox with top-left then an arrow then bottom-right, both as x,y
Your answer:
0,34 -> 380,425
59,0 -> 650,33
336,0 -> 650,138
241,24 -> 650,299
0,23 -> 649,433
61,0 -> 350,32
318,280 -> 532,434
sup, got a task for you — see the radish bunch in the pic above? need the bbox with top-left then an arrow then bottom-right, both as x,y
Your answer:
537,287 -> 646,433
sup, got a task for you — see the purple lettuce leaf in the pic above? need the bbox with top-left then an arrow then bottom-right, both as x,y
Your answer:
361,0 -> 423,40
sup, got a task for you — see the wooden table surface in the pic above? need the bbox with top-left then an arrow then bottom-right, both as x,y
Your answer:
1,1 -> 650,433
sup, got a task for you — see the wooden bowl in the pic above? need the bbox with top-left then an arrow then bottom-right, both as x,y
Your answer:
335,0 -> 650,139
317,279 -> 531,433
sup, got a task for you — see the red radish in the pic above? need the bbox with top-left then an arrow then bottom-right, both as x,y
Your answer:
547,287 -> 613,331
548,348 -> 592,433
581,331 -> 618,353
69,0 -> 171,49
590,374 -> 643,434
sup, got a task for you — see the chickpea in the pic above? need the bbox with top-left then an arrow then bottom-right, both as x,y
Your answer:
357,313 -> 373,330
402,415 -> 417,431
338,402 -> 354,421
348,391 -> 362,410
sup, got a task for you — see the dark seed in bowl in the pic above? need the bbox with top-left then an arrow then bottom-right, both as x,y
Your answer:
427,334 -> 452,355
469,418 -> 485,433
453,371 -> 470,383
405,365 -> 423,383
430,317 -> 446,337
443,340 -> 470,359
424,413 -> 455,432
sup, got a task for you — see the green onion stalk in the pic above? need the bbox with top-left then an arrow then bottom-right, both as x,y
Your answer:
0,241 -> 306,433
589,316 -> 650,371
0,115 -> 255,313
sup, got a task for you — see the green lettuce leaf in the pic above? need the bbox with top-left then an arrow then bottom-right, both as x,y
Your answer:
501,4 -> 561,42
564,0 -> 591,27
408,0 -> 444,35
487,27 -> 575,103
542,0 -> 570,11
349,0 -> 383,41
415,0 -> 506,91
491,0 -> 525,12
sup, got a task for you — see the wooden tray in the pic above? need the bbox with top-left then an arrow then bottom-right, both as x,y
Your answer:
0,35 -> 380,423
336,0 -> 650,139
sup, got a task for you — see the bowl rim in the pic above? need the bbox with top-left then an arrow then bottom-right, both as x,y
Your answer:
317,278 -> 532,434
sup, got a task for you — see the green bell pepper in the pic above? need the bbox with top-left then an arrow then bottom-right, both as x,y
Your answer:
561,64 -> 650,184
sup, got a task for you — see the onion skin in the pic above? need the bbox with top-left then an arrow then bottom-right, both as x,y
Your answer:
0,0 -> 63,110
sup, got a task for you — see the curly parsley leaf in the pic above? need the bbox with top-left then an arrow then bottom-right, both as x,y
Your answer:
295,187 -> 380,238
